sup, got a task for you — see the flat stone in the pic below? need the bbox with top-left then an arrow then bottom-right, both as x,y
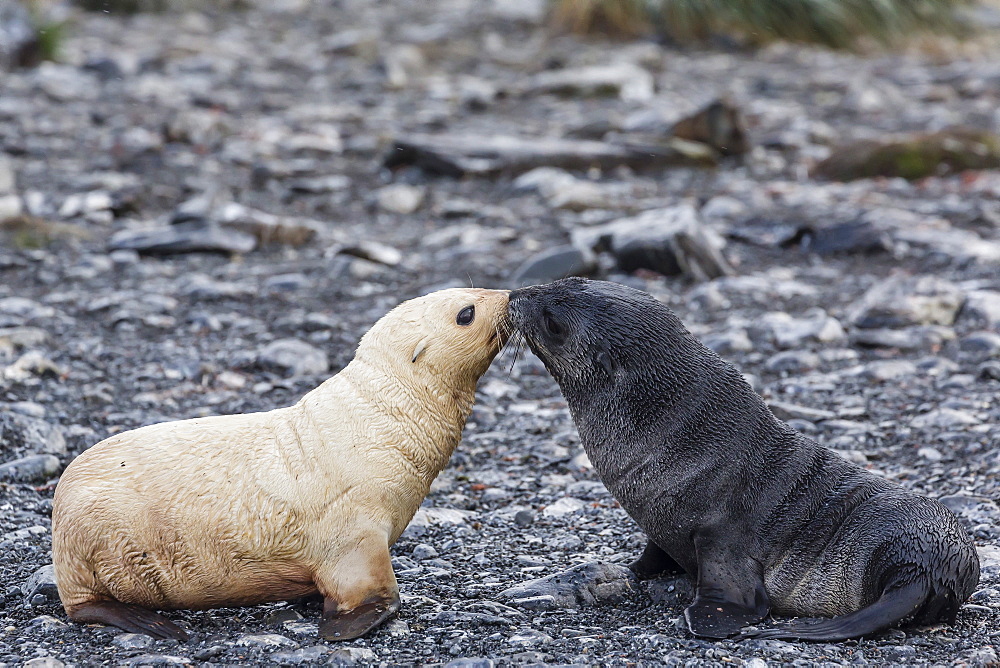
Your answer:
500,561 -> 638,610
849,275 -> 965,329
525,63 -> 654,102
375,184 -> 425,214
701,330 -> 753,354
0,412 -> 66,455
270,645 -> 331,664
959,290 -> 1000,330
572,205 -> 733,281
0,453 -> 61,482
960,331 -> 1000,359
911,408 -> 980,429
764,350 -> 820,373
124,655 -> 192,667
670,98 -> 749,156
849,325 -> 955,351
858,360 -> 918,381
236,633 -> 298,648
748,309 -> 846,348
338,240 -> 404,266
327,647 -> 376,664
258,338 -> 329,377
385,133 -> 714,178
767,401 -> 835,422
113,633 -> 154,649
23,659 -> 64,668
542,497 -> 586,517
23,564 -> 58,602
215,203 -> 323,246
510,245 -> 597,287
109,221 -> 257,255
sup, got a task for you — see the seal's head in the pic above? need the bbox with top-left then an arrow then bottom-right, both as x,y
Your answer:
508,277 -> 699,398
358,288 -> 511,387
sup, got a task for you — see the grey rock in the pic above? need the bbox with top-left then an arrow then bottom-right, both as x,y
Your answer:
802,217 -> 893,255
960,331 -> 1000,359
0,412 -> 66,455
962,647 -> 1000,668
375,184 -> 425,215
500,561 -> 638,610
236,633 -> 298,648
911,408 -> 980,429
327,647 -> 376,664
338,240 -> 404,266
767,401 -> 835,422
512,167 -> 579,197
849,275 -> 965,329
113,633 -> 155,649
124,655 -> 192,667
264,273 -> 312,293
849,325 -> 955,351
444,659 -> 495,668
23,564 -> 58,602
0,325 -> 50,350
411,543 -> 438,561
959,290 -> 1000,330
507,629 -> 554,647
215,203 -> 324,247
572,205 -> 734,281
270,645 -> 331,664
258,339 -> 329,377
23,659 -> 64,668
748,309 -> 846,348
859,360 -> 918,381
0,296 -> 56,321
978,361 -> 1000,381
0,453 -> 61,482
0,154 -> 14,195
510,245 -> 597,287
429,611 -> 513,627
670,98 -> 749,156
764,350 -> 820,373
264,608 -> 303,625
525,63 -> 654,102
385,133 -> 714,178
0,1 -> 39,70
27,615 -> 67,631
0,193 -> 22,220
109,221 -> 257,255
701,330 -> 753,354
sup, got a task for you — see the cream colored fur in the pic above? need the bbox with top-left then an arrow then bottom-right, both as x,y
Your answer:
52,288 -> 509,615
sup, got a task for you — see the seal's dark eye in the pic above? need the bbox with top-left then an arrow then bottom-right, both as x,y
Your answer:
545,314 -> 565,338
456,305 -> 475,326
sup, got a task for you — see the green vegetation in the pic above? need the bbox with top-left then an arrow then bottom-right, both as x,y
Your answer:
813,128 -> 1000,181
549,0 -> 972,48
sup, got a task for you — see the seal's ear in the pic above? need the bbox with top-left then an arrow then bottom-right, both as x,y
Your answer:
595,341 -> 615,378
411,338 -> 429,364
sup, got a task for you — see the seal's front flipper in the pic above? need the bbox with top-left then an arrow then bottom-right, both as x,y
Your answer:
320,593 -> 400,641
685,545 -> 769,638
744,579 -> 928,642
315,531 -> 400,641
69,600 -> 189,641
629,539 -> 685,580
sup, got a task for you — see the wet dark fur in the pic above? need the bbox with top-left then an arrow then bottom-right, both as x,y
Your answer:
509,277 -> 979,641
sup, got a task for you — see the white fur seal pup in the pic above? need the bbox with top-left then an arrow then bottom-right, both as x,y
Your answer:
508,278 -> 979,642
53,288 -> 510,641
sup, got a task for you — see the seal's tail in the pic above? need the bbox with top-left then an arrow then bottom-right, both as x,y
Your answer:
743,579 -> 956,642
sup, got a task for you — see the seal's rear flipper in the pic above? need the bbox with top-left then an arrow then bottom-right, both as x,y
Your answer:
69,600 -> 189,640
743,579 -> 929,641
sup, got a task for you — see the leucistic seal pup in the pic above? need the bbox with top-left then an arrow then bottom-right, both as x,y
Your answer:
53,288 -> 510,641
508,277 -> 978,641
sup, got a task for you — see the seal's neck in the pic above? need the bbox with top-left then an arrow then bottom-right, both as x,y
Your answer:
301,356 -> 475,485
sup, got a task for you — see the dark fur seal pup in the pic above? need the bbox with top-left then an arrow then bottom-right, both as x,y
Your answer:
508,277 -> 979,641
